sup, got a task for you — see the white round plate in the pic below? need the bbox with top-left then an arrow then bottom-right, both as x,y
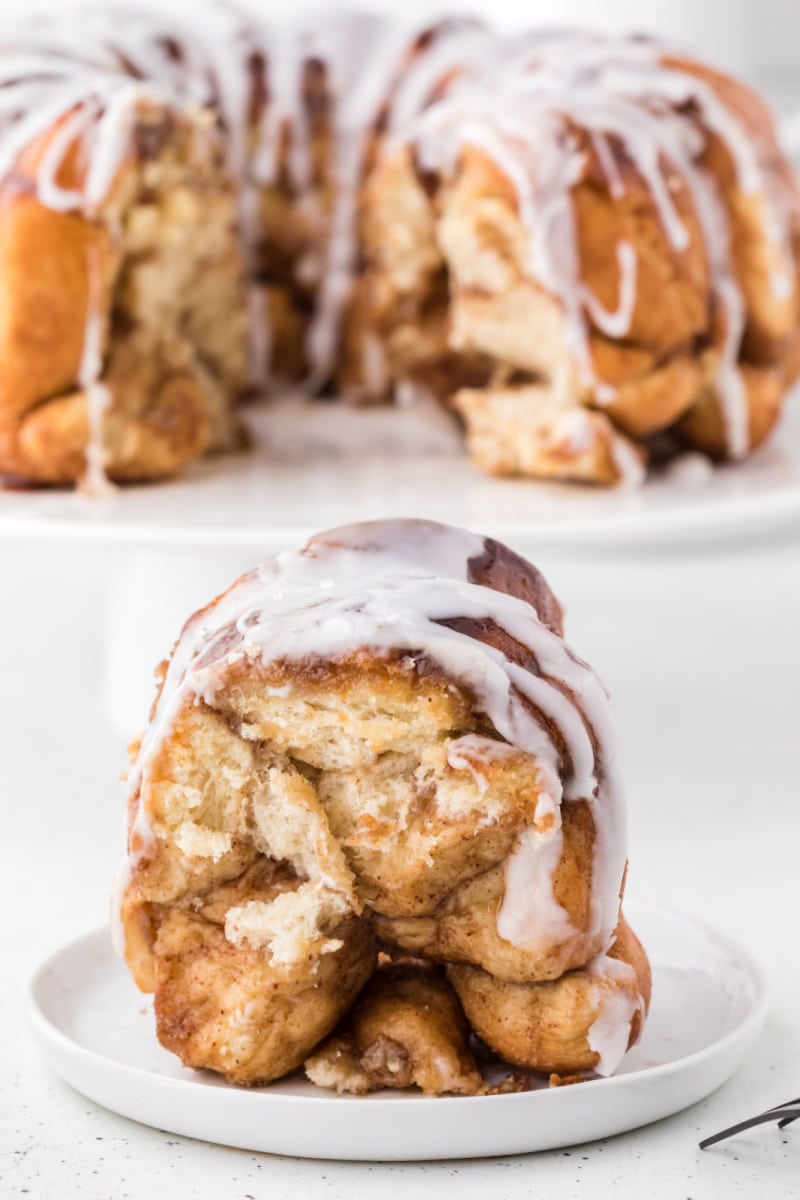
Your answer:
2,397 -> 800,552
29,902 -> 766,1161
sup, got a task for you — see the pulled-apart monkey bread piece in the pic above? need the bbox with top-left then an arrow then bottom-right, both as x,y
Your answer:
114,519 -> 650,1089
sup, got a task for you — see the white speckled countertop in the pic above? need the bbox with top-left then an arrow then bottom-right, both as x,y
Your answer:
0,528 -> 798,1199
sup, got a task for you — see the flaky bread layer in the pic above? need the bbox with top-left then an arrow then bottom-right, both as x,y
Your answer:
120,651 -> 610,1083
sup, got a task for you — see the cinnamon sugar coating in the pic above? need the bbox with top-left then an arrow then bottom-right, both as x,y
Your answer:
305,963 -> 484,1095
448,916 -> 652,1076
1,14 -> 797,486
115,519 -> 650,1088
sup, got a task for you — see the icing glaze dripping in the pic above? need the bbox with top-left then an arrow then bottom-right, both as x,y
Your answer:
121,520 -> 628,958
408,31 -> 797,458
586,951 -> 643,1076
78,245 -> 116,496
302,16 -> 490,390
0,10 -> 495,395
496,820 -> 576,954
445,732 -> 521,797
1,12 -> 795,467
580,240 -> 637,341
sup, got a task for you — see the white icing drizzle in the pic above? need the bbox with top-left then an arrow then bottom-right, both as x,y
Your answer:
0,9 -> 494,398
34,106 -> 93,211
408,30 -> 798,457
1,12 -> 795,463
253,19 -> 307,193
445,731 -> 521,797
0,23 -> 178,215
579,240 -> 637,341
109,857 -> 131,956
585,950 -> 643,1076
121,520 -> 628,959
302,16 -> 490,390
195,6 -> 273,388
77,245 -> 116,496
304,20 -> 411,389
387,21 -> 488,136
589,131 -> 625,200
84,84 -> 146,212
245,280 -> 271,388
496,820 -> 576,954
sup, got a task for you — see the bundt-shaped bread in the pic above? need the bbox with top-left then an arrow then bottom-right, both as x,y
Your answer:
305,961 -> 486,1096
0,11 -> 798,487
115,518 -> 650,1090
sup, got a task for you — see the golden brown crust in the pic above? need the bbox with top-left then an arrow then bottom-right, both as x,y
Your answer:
117,523 -> 650,1089
448,915 -> 652,1076
676,360 -> 786,458
0,194 -> 115,426
3,28 -> 797,486
465,535 -> 564,634
374,800 -> 603,982
120,656 -> 615,1083
2,328 -> 213,484
0,101 -> 246,485
360,52 -> 800,484
153,907 -> 375,1085
120,672 -> 634,1085
305,963 -> 484,1094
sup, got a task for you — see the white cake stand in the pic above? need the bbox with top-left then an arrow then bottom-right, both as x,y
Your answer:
3,394 -> 800,733
3,397 -> 800,552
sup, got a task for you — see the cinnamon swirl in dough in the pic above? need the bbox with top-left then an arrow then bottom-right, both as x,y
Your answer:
114,518 -> 649,1088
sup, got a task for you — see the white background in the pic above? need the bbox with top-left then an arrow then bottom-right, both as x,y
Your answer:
1,0 -> 800,1193
7,0 -> 800,79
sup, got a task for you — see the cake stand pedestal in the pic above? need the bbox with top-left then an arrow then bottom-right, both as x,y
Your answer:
2,395 -> 799,731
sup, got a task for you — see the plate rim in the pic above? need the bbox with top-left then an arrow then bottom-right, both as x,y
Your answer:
3,397 -> 800,553
28,898 -> 770,1112
3,478 -> 800,553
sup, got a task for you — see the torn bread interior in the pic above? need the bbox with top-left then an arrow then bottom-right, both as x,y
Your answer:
115,518 -> 651,1090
